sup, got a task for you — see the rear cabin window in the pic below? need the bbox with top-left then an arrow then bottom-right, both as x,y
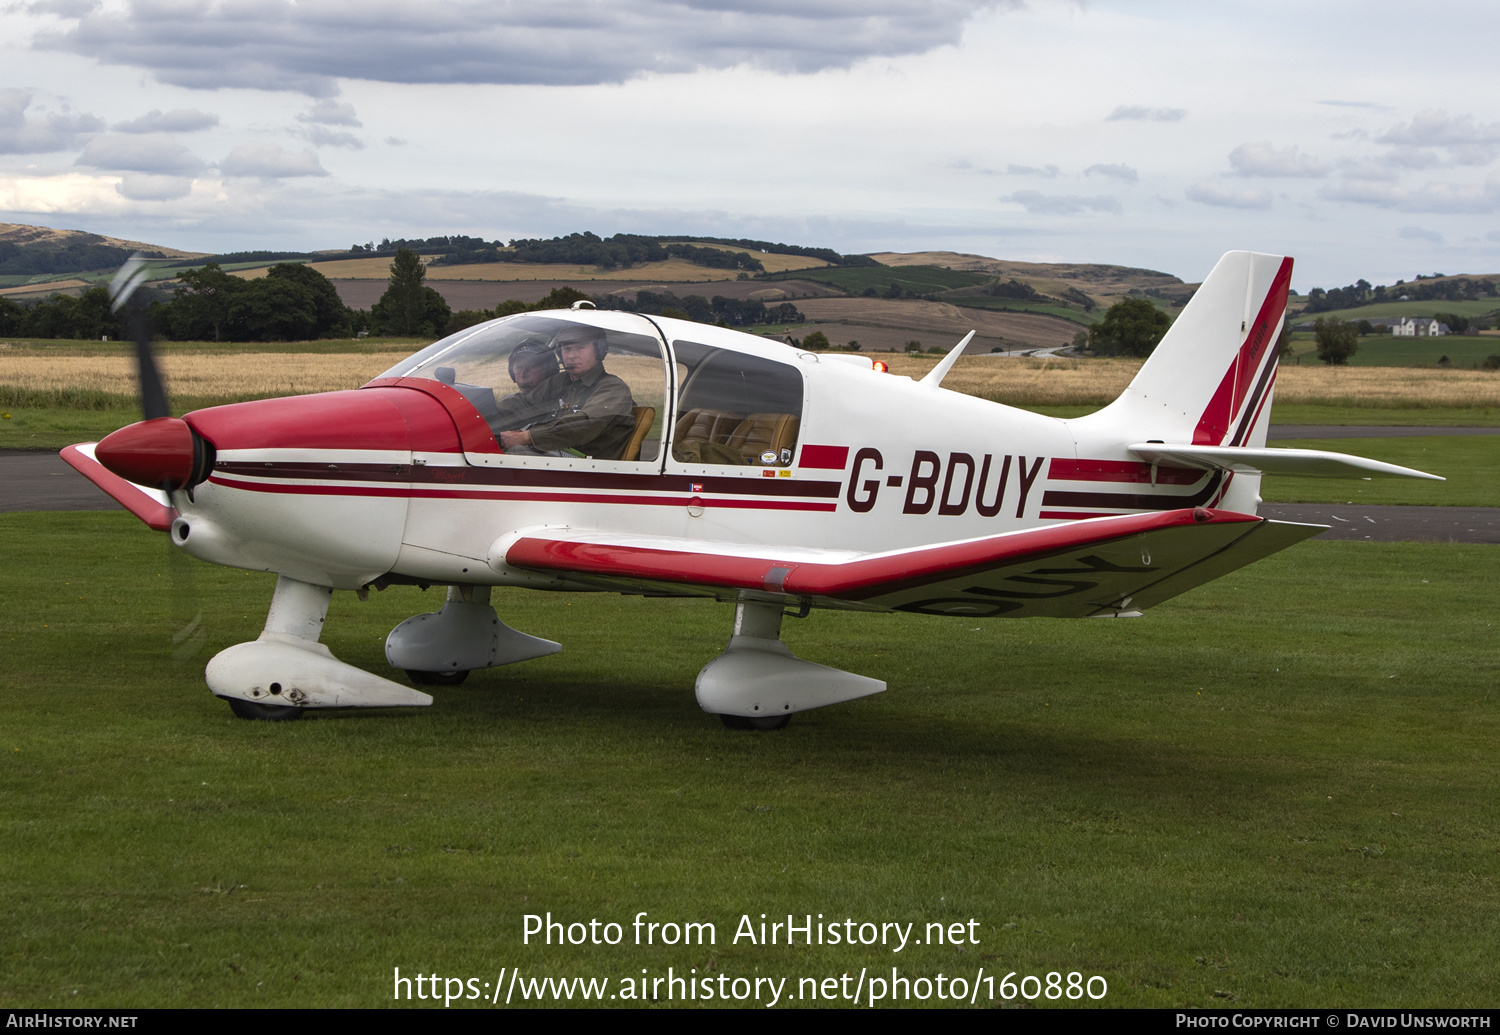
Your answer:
381,314 -> 667,462
671,340 -> 803,467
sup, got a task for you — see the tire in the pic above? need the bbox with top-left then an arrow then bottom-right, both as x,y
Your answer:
406,669 -> 470,686
226,697 -> 304,721
718,713 -> 791,731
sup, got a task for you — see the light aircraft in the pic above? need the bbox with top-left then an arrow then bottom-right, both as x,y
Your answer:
64,251 -> 1441,727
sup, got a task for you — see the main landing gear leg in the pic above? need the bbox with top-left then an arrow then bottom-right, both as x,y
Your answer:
695,598 -> 885,731
384,585 -> 561,686
206,574 -> 434,719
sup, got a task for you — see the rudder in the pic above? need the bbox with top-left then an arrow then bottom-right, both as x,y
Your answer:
1071,251 -> 1293,449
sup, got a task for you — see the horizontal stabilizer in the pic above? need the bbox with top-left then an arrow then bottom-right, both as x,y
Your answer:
501,508 -> 1327,618
1128,443 -> 1443,481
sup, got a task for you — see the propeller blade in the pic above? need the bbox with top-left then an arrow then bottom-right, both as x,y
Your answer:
110,253 -> 170,421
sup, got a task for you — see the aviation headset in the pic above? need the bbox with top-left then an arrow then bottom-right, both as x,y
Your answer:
553,325 -> 609,361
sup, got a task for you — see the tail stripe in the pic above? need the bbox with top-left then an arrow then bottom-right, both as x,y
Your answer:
1192,257 -> 1293,446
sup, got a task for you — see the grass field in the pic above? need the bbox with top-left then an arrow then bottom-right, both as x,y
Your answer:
1290,300 -> 1500,324
1259,436 -> 1498,507
1,513 -> 1496,1008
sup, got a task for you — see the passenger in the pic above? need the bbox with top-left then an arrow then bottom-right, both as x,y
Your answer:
498,325 -> 636,459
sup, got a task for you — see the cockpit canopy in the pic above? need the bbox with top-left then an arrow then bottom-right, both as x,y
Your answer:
380,312 -> 805,468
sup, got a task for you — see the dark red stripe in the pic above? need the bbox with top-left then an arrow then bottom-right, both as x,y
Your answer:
798,444 -> 850,469
1048,458 -> 1204,486
207,476 -> 837,511
212,461 -> 843,498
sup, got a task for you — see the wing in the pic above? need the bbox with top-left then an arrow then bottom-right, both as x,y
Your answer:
60,443 -> 176,531
497,508 -> 1326,618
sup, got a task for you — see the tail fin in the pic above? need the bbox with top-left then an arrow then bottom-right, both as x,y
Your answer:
1071,251 -> 1293,449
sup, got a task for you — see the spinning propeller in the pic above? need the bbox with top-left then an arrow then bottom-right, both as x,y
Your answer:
94,255 -> 214,493
98,254 -> 207,663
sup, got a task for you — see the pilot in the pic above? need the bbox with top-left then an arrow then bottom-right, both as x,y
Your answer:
508,338 -> 557,393
498,324 -> 636,459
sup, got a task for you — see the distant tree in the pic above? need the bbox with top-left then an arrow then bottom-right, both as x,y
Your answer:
1313,317 -> 1359,365
1088,298 -> 1171,357
1434,311 -> 1469,334
372,248 -> 450,336
1356,319 -> 1373,336
0,296 -> 22,335
531,286 -> 590,310
227,276 -> 319,341
1482,354 -> 1500,370
801,330 -> 830,349
1276,323 -> 1293,358
171,262 -> 242,341
1071,329 -> 1089,351
265,262 -> 351,337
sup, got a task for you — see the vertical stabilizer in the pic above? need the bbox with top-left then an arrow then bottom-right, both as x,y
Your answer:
1070,251 -> 1292,449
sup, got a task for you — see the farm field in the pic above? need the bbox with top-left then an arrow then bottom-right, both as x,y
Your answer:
760,264 -> 991,294
1290,299 -> 1499,325
6,345 -> 1500,450
1,513 -> 1495,1008
795,299 -> 1083,352
938,296 -> 1097,326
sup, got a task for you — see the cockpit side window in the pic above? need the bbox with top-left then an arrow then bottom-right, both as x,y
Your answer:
670,340 -> 803,467
381,314 -> 666,462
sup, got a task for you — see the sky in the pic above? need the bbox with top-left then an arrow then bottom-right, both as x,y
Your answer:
1,0 -> 1498,290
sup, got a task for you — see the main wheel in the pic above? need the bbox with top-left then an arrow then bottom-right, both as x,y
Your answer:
226,698 -> 304,721
718,713 -> 791,731
406,669 -> 470,686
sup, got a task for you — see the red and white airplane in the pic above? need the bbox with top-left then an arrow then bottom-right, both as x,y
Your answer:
63,251 -> 1440,727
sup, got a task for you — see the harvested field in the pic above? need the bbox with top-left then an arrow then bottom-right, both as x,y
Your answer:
797,297 -> 1083,351
0,353 -> 397,399
6,351 -> 1496,411
0,279 -> 89,299
880,355 -> 1500,409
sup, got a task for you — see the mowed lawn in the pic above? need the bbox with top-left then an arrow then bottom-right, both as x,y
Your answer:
1,513 -> 1496,1008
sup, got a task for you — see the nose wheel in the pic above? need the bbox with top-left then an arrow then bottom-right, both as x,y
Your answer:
718,713 -> 790,731
405,669 -> 470,686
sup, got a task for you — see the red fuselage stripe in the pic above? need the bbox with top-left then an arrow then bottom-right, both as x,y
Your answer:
206,475 -> 838,510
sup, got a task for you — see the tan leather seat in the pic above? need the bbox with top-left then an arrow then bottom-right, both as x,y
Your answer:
726,413 -> 800,464
620,406 -> 655,462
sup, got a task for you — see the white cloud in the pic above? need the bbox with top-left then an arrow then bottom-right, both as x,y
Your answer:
75,133 -> 206,174
297,100 -> 362,127
1399,226 -> 1443,243
1319,174 -> 1500,214
1378,110 -> 1500,166
1005,190 -> 1120,215
1105,105 -> 1185,122
220,142 -> 328,178
1227,142 -> 1328,178
0,88 -> 104,154
1084,163 -> 1137,183
1005,164 -> 1059,177
1185,180 -> 1272,209
34,0 -> 1019,96
116,172 -> 194,200
303,126 -> 362,149
113,108 -> 219,133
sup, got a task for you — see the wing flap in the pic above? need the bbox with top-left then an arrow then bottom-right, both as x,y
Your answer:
1128,443 -> 1443,480
503,508 -> 1318,617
